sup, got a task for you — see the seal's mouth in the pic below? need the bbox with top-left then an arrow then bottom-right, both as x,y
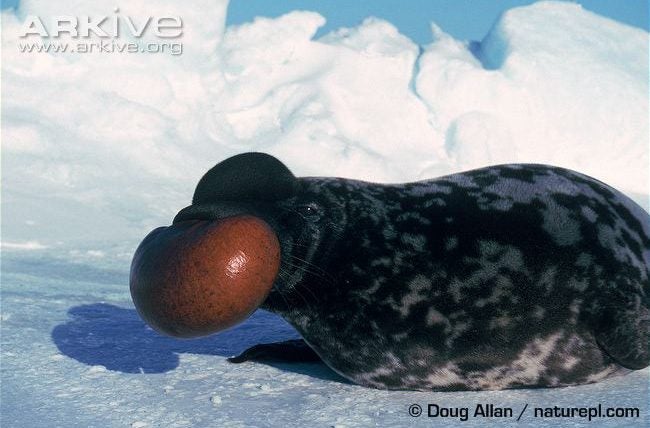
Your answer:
129,215 -> 281,338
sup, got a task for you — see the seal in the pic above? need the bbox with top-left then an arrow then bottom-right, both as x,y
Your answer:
141,152 -> 650,391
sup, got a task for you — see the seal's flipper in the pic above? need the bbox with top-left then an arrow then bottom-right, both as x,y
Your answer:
228,339 -> 321,363
594,296 -> 650,370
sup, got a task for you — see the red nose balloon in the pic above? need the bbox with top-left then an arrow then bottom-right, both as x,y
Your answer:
130,215 -> 280,338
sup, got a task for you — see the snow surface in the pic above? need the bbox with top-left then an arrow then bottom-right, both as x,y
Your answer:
1,0 -> 649,427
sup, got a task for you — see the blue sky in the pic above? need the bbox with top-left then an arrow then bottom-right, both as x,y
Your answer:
227,0 -> 649,43
2,0 -> 648,43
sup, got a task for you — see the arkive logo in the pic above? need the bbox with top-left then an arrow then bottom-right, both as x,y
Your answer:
19,7 -> 183,39
17,7 -> 184,55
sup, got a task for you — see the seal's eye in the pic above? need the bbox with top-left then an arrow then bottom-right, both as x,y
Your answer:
297,203 -> 322,221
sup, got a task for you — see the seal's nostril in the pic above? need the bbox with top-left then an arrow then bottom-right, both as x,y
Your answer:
172,206 -> 202,224
172,203 -> 252,224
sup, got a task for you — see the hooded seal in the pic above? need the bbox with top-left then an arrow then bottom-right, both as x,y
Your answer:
140,152 -> 650,391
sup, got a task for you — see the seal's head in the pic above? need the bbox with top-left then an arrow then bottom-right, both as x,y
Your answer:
130,153 -> 346,338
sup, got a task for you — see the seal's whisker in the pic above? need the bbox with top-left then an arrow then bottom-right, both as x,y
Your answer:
278,264 -> 318,302
283,260 -> 336,292
276,289 -> 293,312
286,253 -> 325,272
294,281 -> 320,304
275,270 -> 297,311
280,270 -> 316,309
283,258 -> 329,280
282,255 -> 328,277
289,254 -> 338,283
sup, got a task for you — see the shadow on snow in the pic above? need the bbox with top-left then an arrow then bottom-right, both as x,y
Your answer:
51,303 -> 348,384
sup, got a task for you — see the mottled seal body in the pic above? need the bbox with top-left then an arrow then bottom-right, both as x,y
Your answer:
168,153 -> 650,391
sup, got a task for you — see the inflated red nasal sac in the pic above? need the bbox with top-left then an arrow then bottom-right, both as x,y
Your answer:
129,215 -> 280,338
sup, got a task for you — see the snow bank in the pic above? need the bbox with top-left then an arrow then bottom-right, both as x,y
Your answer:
417,2 -> 648,190
2,0 -> 647,254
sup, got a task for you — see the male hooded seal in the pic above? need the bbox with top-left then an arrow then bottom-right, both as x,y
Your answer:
131,152 -> 650,391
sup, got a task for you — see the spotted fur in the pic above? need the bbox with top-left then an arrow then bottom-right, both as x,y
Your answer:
183,153 -> 650,391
